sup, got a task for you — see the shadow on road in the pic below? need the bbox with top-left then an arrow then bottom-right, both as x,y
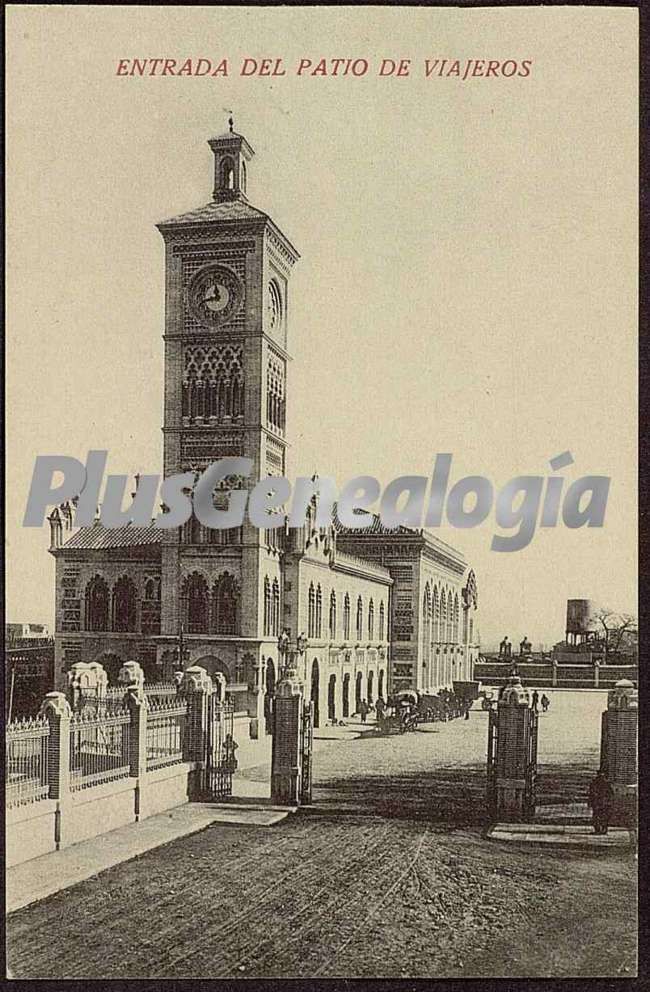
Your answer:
310,764 -> 489,826
306,759 -> 597,828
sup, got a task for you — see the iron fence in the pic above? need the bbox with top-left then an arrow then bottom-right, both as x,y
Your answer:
144,683 -> 183,702
146,697 -> 187,770
6,716 -> 50,808
69,705 -> 131,791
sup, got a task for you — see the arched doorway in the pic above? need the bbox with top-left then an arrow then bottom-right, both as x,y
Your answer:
311,659 -> 320,728
265,658 -> 276,735
355,671 -> 363,713
328,674 -> 337,722
196,655 -> 230,683
342,673 -> 350,718
368,670 -> 374,704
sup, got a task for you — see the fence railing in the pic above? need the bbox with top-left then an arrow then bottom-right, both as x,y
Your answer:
69,705 -> 131,791
6,716 -> 50,808
146,697 -> 187,770
7,676 -> 238,814
72,683 -> 182,711
144,682 -> 183,700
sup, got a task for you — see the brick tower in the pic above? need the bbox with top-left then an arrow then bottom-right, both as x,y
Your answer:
155,119 -> 299,730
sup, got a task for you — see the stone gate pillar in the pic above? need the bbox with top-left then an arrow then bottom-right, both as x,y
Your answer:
39,692 -> 72,849
493,676 -> 538,822
271,669 -> 304,806
600,679 -> 637,825
181,665 -> 213,758
67,661 -> 106,710
119,660 -> 145,692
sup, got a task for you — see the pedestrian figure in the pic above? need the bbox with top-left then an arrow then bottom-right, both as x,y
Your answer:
588,769 -> 614,835
375,697 -> 385,722
464,701 -> 470,720
359,699 -> 368,724
222,734 -> 239,774
531,690 -> 539,711
541,693 -> 550,713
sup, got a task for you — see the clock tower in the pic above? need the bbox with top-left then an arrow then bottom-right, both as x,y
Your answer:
156,121 -> 299,724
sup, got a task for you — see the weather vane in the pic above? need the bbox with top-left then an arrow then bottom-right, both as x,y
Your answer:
222,107 -> 234,132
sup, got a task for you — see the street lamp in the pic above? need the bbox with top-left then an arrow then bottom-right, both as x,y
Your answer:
177,622 -> 191,671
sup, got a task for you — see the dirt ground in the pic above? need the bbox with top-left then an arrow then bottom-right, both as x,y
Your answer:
6,692 -> 637,979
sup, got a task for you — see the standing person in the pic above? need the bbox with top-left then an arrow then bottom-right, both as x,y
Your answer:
375,696 -> 385,725
222,734 -> 239,774
541,693 -> 550,713
531,690 -> 539,711
588,769 -> 614,835
359,699 -> 368,724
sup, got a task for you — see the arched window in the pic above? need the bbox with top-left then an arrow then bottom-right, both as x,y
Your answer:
462,607 -> 469,643
368,599 -> 374,640
144,576 -> 160,600
432,587 -> 439,643
453,594 -> 460,643
241,159 -> 247,193
112,575 -> 137,633
315,585 -> 323,638
343,594 -> 351,640
142,575 -> 161,635
440,590 -> 447,644
356,596 -> 363,641
308,583 -> 316,638
329,591 -> 337,640
379,601 -> 385,641
84,575 -> 109,631
272,578 -> 280,636
263,577 -> 271,637
469,617 -> 474,644
448,591 -> 454,642
220,156 -> 235,190
213,573 -> 239,635
422,584 -> 431,668
182,572 -> 209,634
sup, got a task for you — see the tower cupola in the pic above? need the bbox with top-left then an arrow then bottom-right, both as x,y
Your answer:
208,116 -> 254,202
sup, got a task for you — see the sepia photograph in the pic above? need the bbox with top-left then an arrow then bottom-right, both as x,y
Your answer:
5,4 -> 638,980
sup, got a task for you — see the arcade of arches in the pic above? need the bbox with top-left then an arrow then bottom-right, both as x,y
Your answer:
309,657 -> 386,727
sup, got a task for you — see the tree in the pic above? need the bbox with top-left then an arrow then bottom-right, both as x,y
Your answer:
592,608 -> 637,662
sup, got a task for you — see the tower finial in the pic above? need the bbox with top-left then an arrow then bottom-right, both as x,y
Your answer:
222,107 -> 234,133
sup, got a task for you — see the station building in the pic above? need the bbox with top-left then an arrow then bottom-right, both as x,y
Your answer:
48,122 -> 479,728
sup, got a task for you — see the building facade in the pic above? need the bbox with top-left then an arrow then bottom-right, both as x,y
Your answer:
49,123 -> 479,727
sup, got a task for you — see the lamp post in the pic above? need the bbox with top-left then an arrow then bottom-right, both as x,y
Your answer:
277,628 -> 291,680
177,622 -> 191,671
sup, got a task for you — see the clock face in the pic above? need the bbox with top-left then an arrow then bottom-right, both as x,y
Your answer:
188,265 -> 242,327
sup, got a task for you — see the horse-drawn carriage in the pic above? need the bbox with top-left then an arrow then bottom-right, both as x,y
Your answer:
378,690 -> 420,734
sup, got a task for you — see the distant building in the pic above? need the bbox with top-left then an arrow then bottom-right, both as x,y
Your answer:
6,622 -> 50,645
5,633 -> 55,719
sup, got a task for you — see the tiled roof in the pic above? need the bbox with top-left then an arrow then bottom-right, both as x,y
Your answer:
333,507 -> 466,565
332,506 -> 414,537
211,130 -> 246,142
157,198 -> 268,228
61,523 -> 163,551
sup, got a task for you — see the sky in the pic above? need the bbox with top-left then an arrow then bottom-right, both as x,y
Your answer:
6,6 -> 638,650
